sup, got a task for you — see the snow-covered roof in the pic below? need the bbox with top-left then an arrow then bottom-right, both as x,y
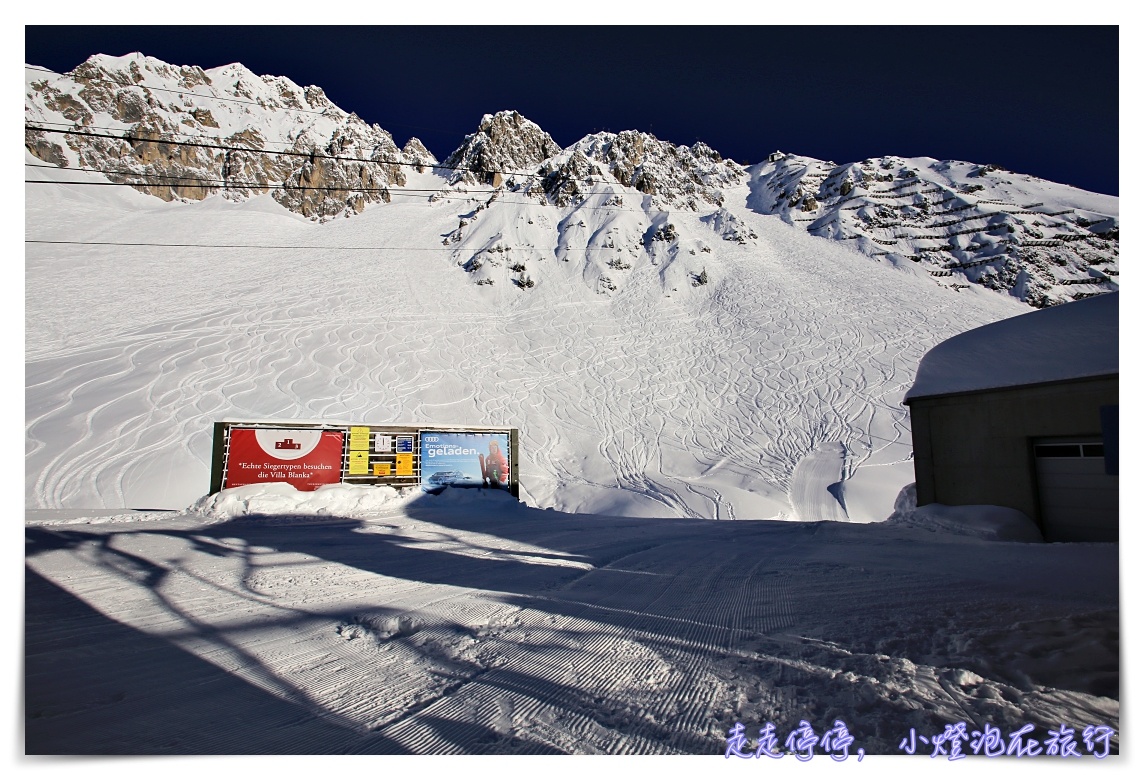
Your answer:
906,291 -> 1118,401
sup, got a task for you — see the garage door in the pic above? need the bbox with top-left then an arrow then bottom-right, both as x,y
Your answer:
1033,440 -> 1118,542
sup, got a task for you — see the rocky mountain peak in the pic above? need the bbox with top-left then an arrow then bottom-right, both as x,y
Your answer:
24,53 -> 434,221
442,109 -> 562,186
569,130 -> 746,210
401,137 -> 437,173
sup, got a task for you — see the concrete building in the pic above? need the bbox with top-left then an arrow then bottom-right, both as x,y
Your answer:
904,292 -> 1118,542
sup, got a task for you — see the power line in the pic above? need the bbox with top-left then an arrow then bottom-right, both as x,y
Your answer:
22,177 -> 663,213
23,162 -> 670,213
26,118 -> 388,155
27,123 -> 454,173
25,123 -> 693,192
23,172 -> 489,196
24,160 -> 487,193
24,239 -> 644,252
25,239 -> 453,250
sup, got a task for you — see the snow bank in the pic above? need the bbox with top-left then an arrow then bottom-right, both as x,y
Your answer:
187,481 -> 525,523
188,482 -> 405,521
24,509 -> 177,527
886,483 -> 1043,542
416,484 -> 522,507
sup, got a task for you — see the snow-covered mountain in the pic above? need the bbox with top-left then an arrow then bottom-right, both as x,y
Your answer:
24,53 -> 1118,519
751,152 -> 1119,308
26,53 -> 1118,307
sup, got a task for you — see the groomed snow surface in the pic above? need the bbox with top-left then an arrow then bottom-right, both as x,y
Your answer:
26,485 -> 1117,759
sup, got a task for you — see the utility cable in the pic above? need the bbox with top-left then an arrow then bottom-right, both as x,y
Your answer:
26,123 -> 741,192
24,239 -> 651,252
26,118 -> 399,154
23,158 -> 681,213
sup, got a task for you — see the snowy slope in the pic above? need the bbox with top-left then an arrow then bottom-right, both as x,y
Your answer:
26,149 -> 1027,521
25,53 -> 1117,520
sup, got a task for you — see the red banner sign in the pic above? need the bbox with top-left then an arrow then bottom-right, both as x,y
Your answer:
224,428 -> 344,491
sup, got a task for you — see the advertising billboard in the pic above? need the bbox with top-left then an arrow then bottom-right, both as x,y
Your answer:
420,430 -> 511,491
224,428 -> 344,491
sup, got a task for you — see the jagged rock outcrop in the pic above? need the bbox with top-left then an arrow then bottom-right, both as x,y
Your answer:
701,208 -> 758,244
25,53 -> 437,221
274,127 -> 408,220
570,131 -> 746,210
401,137 -> 436,173
442,110 -> 562,187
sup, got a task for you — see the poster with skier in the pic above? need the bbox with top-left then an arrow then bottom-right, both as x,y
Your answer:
420,431 -> 511,491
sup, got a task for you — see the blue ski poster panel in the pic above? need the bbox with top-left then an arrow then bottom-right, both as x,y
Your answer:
420,431 -> 511,490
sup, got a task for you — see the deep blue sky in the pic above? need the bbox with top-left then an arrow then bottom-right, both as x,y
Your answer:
25,26 -> 1119,195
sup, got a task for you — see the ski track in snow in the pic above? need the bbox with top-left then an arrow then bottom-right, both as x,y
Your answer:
25,179 -> 1027,518
25,498 -> 1119,754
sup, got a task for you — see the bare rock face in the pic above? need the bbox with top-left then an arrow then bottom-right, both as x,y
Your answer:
275,128 -> 408,220
442,110 -> 562,186
24,52 -> 437,220
569,131 -> 746,210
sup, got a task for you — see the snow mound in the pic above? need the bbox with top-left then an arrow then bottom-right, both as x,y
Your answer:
886,483 -> 1043,542
189,482 -> 404,521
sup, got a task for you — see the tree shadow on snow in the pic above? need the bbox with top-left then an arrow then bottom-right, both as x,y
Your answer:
24,492 -> 1120,755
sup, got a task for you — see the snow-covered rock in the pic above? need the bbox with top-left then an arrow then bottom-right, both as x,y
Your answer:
568,131 -> 746,210
442,110 -> 561,187
25,53 -> 437,221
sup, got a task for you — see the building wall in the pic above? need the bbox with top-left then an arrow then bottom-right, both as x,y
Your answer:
909,375 -> 1118,526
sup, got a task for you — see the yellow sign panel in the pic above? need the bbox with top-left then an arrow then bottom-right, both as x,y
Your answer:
395,453 -> 413,476
348,450 -> 369,475
349,426 -> 371,451
373,462 -> 391,477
